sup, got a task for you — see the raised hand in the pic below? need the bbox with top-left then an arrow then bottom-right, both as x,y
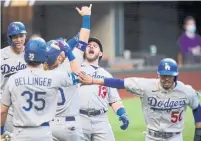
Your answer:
78,71 -> 93,85
119,113 -> 129,130
75,4 -> 92,16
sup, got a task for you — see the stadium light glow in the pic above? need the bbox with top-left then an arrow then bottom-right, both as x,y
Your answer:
29,0 -> 35,6
4,0 -> 11,7
10,0 -> 28,7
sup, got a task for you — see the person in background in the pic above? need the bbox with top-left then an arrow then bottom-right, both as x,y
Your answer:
178,16 -> 201,65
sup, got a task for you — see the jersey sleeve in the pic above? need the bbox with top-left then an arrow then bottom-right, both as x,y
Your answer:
186,86 -> 200,110
1,79 -> 12,106
108,87 -> 121,104
124,77 -> 146,97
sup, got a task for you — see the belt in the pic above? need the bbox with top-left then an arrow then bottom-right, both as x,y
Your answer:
14,122 -> 49,128
53,116 -> 75,122
80,109 -> 107,117
148,129 -> 180,139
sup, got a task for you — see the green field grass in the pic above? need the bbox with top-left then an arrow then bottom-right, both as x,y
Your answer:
107,98 -> 195,141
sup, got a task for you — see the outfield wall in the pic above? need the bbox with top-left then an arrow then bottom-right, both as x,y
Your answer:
110,66 -> 201,99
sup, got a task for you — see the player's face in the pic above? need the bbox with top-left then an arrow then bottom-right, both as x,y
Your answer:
159,75 -> 175,89
52,51 -> 66,69
85,41 -> 102,62
11,33 -> 26,49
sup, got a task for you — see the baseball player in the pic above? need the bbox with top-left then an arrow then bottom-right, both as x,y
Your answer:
1,22 -> 28,133
79,58 -> 201,141
44,5 -> 92,141
0,38 -> 80,141
78,37 -> 129,141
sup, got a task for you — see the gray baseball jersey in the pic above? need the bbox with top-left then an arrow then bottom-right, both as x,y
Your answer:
49,48 -> 84,141
1,68 -> 76,126
54,49 -> 83,116
1,46 -> 27,95
1,46 -> 27,132
79,62 -> 121,110
124,77 -> 200,132
78,62 -> 118,141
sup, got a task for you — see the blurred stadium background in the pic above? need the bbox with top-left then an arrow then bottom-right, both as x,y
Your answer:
1,1 -> 201,141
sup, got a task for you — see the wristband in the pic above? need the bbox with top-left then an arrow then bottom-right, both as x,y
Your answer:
67,35 -> 79,50
1,126 -> 5,135
76,41 -> 88,52
66,50 -> 75,61
117,107 -> 126,117
82,15 -> 90,30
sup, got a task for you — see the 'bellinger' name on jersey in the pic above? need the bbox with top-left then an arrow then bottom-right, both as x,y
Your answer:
14,76 -> 52,87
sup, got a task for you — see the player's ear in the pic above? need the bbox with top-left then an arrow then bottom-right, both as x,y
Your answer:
99,52 -> 103,58
57,54 -> 62,63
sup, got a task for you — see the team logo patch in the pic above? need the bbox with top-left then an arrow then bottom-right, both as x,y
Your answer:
165,63 -> 170,70
1,62 -> 27,76
147,97 -> 186,111
13,25 -> 19,30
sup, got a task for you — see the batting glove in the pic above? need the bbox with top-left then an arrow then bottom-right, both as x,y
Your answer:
1,131 -> 12,141
119,113 -> 129,130
56,38 -> 67,48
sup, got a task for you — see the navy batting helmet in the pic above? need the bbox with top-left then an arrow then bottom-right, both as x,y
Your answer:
88,37 -> 103,61
24,38 -> 47,63
7,22 -> 27,47
157,58 -> 178,76
45,40 -> 63,66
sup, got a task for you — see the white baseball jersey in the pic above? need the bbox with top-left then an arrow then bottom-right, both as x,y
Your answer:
54,49 -> 83,116
1,46 -> 27,94
1,68 -> 76,126
1,46 -> 27,116
79,62 -> 121,111
124,78 -> 200,132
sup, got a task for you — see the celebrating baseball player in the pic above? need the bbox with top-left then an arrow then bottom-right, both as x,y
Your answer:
1,22 -> 28,134
79,58 -> 201,141
44,4 -> 92,141
78,37 -> 129,141
0,37 -> 80,141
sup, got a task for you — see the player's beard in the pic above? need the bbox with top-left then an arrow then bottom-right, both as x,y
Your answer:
85,53 -> 100,62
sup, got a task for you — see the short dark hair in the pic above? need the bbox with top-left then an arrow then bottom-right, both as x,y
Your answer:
184,16 -> 195,25
26,61 -> 43,67
88,37 -> 103,61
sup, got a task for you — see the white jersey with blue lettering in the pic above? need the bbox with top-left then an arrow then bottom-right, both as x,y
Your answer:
79,62 -> 121,111
124,78 -> 200,132
1,68 -> 75,126
1,46 -> 27,123
1,46 -> 27,95
54,49 -> 83,116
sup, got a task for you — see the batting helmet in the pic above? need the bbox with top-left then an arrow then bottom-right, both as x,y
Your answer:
7,22 -> 27,47
24,38 -> 47,63
157,58 -> 178,76
46,40 -> 63,66
88,37 -> 103,61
